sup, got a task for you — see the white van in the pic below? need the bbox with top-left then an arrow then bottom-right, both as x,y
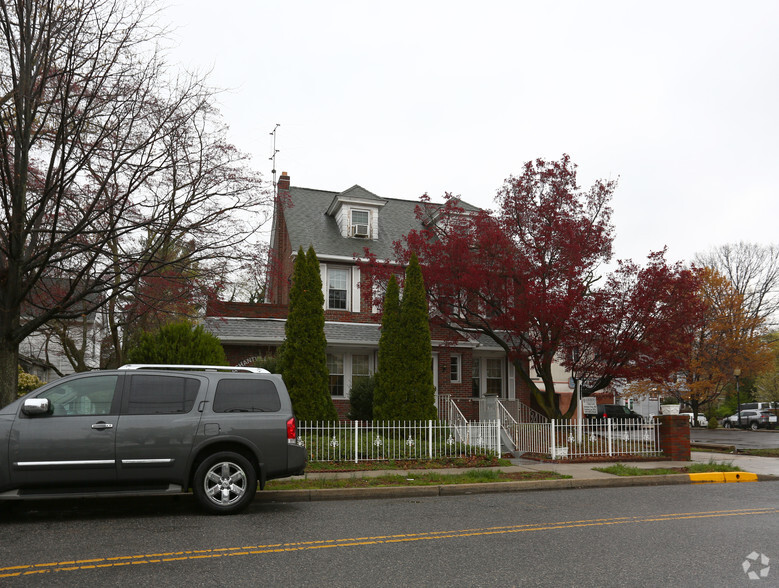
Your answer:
680,412 -> 708,427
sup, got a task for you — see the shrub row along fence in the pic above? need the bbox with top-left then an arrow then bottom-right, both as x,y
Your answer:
298,420 -> 501,463
507,418 -> 662,460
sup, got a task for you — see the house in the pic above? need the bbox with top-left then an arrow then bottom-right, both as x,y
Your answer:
19,284 -> 105,382
205,172 -> 573,420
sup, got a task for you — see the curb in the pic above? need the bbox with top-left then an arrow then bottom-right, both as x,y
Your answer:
688,472 -> 758,483
256,472 -> 777,503
691,442 -> 737,452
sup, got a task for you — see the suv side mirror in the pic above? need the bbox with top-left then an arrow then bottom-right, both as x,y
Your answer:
22,398 -> 51,416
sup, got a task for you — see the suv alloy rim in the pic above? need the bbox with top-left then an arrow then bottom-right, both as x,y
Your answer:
203,461 -> 248,506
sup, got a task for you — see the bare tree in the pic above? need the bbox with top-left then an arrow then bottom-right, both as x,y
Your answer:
696,242 -> 779,332
0,0 -> 269,405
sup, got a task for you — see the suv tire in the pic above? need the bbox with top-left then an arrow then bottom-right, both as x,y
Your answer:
193,452 -> 257,515
750,421 -> 759,431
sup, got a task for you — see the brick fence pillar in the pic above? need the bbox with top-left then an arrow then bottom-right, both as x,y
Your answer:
659,415 -> 691,461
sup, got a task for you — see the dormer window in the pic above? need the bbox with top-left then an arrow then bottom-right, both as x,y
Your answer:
351,210 -> 370,238
325,185 -> 385,239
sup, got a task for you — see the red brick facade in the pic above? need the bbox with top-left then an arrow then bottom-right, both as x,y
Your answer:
658,415 -> 691,460
267,173 -> 294,306
206,172 -> 561,422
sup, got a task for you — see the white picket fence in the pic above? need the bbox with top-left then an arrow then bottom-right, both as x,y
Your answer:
298,420 -> 501,463
505,418 -> 662,459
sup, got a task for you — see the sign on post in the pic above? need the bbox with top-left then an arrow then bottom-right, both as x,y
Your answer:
581,396 -> 598,415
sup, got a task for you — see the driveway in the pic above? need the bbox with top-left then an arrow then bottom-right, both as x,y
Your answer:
690,427 -> 779,450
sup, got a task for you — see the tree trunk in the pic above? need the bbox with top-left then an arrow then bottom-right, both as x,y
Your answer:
0,336 -> 20,407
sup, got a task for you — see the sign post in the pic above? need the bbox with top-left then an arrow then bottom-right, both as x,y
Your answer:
569,377 -> 583,444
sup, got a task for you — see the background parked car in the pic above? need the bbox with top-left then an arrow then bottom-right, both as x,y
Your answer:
680,412 -> 708,427
739,402 -> 779,411
721,409 -> 777,430
586,404 -> 645,422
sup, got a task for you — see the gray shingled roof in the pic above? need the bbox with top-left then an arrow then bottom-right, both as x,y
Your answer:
205,317 -> 381,346
284,185 -> 479,261
205,316 -> 504,351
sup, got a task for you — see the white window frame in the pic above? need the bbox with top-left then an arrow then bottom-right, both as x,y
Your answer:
350,353 -> 372,392
449,354 -> 461,384
472,357 -> 505,398
326,266 -> 350,311
351,209 -> 370,238
324,350 -> 375,398
327,353 -> 345,397
485,358 -> 504,397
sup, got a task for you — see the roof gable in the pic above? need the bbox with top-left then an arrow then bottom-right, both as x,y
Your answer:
326,185 -> 387,216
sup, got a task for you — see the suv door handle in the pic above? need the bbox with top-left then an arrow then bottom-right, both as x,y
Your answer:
91,422 -> 114,430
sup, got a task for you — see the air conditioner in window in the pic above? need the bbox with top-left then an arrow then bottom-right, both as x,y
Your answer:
353,224 -> 370,238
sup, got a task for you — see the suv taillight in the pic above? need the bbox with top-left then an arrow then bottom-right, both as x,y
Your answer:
287,417 -> 297,441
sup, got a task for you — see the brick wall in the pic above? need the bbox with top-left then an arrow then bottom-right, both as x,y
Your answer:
323,309 -> 380,323
333,398 -> 351,420
658,415 -> 691,460
207,300 -> 288,319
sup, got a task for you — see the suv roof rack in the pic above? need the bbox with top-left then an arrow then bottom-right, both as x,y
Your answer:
119,364 -> 270,374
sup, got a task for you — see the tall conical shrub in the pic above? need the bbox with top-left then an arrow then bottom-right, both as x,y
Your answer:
278,246 -> 338,422
399,253 -> 436,420
373,275 -> 403,420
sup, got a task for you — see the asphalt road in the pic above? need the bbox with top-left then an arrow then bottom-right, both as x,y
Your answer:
2,483 -> 777,586
690,427 -> 779,449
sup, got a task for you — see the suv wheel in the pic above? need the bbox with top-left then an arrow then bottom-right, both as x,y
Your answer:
723,421 -> 731,429
750,421 -> 759,431
193,452 -> 257,515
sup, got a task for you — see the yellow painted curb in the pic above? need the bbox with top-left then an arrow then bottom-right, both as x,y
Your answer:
688,472 -> 758,484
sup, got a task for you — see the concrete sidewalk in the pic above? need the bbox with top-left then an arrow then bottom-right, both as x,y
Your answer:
256,451 -> 779,503
689,450 -> 779,477
509,450 -> 779,478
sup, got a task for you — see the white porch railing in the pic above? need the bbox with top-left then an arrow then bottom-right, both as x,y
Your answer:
495,398 -> 549,424
438,394 -> 468,427
505,418 -> 662,459
298,420 -> 501,463
438,394 -> 472,445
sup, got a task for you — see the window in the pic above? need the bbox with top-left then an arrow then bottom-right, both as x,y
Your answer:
450,354 -> 461,384
351,210 -> 370,238
351,354 -> 371,390
328,267 -> 349,310
327,353 -> 345,396
38,375 -> 119,416
213,379 -> 281,413
125,375 -> 200,415
472,361 -> 480,398
486,359 -> 503,396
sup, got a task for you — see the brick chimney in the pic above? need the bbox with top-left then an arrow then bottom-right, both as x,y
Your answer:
277,171 -> 290,192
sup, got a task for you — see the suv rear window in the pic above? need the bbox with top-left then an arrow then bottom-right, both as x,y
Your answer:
213,379 -> 281,413
125,375 -> 200,414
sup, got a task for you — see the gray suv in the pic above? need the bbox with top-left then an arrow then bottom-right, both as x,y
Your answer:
0,365 -> 306,514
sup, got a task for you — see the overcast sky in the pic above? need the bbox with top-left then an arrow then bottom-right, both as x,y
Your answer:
160,0 -> 778,267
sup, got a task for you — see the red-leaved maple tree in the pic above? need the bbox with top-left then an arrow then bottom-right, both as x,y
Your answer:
363,155 -> 704,419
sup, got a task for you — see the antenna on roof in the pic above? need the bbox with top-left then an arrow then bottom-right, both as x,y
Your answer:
269,123 -> 280,190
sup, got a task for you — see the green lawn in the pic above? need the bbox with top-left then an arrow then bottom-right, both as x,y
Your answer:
265,469 -> 569,490
593,461 -> 743,476
692,447 -> 779,458
731,448 -> 779,458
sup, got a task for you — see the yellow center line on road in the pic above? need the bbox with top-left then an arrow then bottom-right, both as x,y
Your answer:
2,507 -> 777,578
